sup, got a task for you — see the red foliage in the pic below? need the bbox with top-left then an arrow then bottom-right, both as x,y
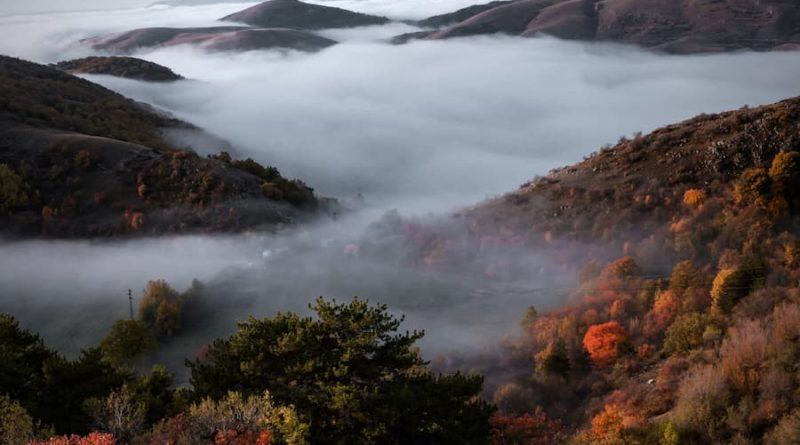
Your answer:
583,321 -> 628,367
214,430 -> 270,445
489,411 -> 562,445
26,432 -> 116,445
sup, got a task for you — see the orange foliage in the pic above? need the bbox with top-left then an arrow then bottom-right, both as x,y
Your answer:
591,404 -> 625,439
583,321 -> 628,367
683,189 -> 706,208
26,433 -> 116,445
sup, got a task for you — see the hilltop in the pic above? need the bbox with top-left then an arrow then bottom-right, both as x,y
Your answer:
54,56 -> 185,82
220,0 -> 390,30
83,26 -> 337,54
400,0 -> 800,53
0,56 -> 326,238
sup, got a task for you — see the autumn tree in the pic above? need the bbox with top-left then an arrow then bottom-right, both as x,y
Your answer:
84,387 -> 145,443
583,321 -> 629,367
768,151 -> 800,203
0,393 -> 43,445
138,280 -> 182,336
189,298 -> 493,445
662,313 -> 711,354
535,340 -> 570,378
734,168 -> 771,205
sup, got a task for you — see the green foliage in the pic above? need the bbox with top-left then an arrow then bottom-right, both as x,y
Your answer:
663,313 -> 710,355
129,365 -> 175,426
98,320 -> 156,369
189,297 -> 493,445
0,164 -> 28,214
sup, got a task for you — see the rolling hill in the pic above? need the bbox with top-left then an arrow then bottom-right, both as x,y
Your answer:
0,55 -> 327,238
401,0 -> 800,53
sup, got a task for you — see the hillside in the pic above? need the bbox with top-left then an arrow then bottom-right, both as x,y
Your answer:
220,0 -> 390,30
359,96 -> 800,444
83,26 -> 337,54
401,0 -> 800,53
0,56 -> 324,238
54,57 -> 185,82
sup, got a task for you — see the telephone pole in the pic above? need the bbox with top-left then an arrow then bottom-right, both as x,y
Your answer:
128,289 -> 134,321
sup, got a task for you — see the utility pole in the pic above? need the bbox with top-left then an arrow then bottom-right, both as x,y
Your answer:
128,289 -> 134,321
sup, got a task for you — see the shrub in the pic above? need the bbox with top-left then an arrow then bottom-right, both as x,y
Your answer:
1,394 -> 37,445
672,365 -> 729,440
669,261 -> 704,294
75,150 -> 97,170
682,189 -> 706,209
0,163 -> 28,213
84,388 -> 145,443
719,320 -> 769,392
583,321 -> 628,368
25,432 -> 116,445
601,257 -> 642,281
764,409 -> 800,445
489,411 -> 562,445
663,313 -> 710,355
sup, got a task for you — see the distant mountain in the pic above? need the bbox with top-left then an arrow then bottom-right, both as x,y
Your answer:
83,26 -> 337,53
0,56 -> 326,238
54,56 -> 185,82
220,0 -> 390,30
400,0 -> 800,53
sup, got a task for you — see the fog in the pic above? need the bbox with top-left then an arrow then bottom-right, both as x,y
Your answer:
1,1 -> 800,374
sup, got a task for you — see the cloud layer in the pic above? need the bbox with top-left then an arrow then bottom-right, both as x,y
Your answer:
1,1 -> 800,364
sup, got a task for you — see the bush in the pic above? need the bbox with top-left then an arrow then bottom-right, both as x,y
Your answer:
583,321 -> 629,368
0,163 -> 28,214
489,411 -> 562,445
25,432 -> 116,445
734,168 -> 771,205
719,320 -> 769,392
662,313 -> 710,355
84,388 -> 145,443
601,257 -> 642,281
764,409 -> 800,445
0,394 -> 39,445
672,365 -> 729,439
682,189 -> 706,209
